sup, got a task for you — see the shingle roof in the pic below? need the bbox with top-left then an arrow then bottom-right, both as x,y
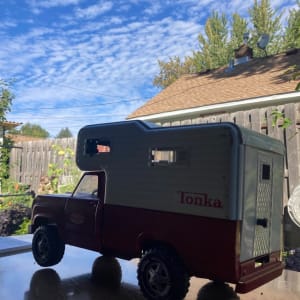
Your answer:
0,121 -> 22,130
128,49 -> 300,119
7,134 -> 45,142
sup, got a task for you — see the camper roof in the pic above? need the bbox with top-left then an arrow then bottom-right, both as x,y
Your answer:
79,120 -> 285,156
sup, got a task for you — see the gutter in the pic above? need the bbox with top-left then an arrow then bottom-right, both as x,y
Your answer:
129,91 -> 300,122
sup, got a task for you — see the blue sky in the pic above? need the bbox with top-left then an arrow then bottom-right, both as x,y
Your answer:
1,0 -> 297,137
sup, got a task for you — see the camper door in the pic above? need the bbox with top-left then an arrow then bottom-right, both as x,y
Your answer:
240,147 -> 283,262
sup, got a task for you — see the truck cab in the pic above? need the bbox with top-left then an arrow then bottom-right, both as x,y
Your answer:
30,171 -> 105,263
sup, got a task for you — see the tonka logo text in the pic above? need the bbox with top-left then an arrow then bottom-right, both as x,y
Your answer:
179,191 -> 223,208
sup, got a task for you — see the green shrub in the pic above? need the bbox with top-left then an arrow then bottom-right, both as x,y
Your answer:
13,217 -> 31,235
0,179 -> 34,209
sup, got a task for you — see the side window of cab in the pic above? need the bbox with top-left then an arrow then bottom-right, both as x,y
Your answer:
73,174 -> 99,199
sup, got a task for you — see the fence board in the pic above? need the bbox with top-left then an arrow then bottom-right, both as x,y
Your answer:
235,111 -> 246,127
252,108 -> 261,133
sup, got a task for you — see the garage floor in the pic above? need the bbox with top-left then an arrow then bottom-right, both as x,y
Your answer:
0,235 -> 300,300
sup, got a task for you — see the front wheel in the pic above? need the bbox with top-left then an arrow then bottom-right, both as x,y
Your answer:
32,225 -> 65,267
137,247 -> 190,300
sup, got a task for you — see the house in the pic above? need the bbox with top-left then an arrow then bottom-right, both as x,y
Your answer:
0,121 -> 46,143
128,48 -> 300,205
128,48 -> 300,124
0,121 -> 22,145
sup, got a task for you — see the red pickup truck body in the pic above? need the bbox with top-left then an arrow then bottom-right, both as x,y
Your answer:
30,121 -> 285,299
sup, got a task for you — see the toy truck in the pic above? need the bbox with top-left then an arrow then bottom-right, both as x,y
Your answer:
29,120 -> 285,300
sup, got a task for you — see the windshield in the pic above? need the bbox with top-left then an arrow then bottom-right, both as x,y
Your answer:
73,174 -> 98,198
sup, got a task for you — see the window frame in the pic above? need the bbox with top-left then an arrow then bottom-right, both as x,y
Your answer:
149,147 -> 188,167
84,138 -> 111,156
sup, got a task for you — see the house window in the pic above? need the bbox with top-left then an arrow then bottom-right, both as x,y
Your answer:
85,139 -> 111,156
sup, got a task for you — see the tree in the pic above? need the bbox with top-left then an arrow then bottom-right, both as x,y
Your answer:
0,80 -> 13,123
56,127 -> 73,139
195,11 -> 230,71
18,123 -> 50,138
195,12 -> 248,72
153,0 -> 293,89
229,14 -> 249,54
284,1 -> 300,49
0,79 -> 14,180
153,11 -> 248,89
248,0 -> 283,56
153,56 -> 196,89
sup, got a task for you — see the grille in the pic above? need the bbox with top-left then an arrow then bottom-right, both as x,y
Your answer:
253,180 -> 272,257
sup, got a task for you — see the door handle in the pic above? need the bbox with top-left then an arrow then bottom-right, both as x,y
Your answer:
256,218 -> 268,228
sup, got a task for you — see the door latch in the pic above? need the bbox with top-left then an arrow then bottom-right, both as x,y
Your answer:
256,218 -> 268,228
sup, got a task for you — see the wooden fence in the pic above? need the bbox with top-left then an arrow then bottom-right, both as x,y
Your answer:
9,137 -> 78,193
9,102 -> 300,204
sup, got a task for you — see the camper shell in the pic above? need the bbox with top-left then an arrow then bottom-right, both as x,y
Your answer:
30,120 -> 285,299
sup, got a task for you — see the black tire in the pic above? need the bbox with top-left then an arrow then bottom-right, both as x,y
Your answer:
137,247 -> 190,300
32,225 -> 65,267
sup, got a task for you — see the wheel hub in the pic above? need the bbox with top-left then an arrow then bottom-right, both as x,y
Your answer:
146,260 -> 171,297
37,236 -> 48,257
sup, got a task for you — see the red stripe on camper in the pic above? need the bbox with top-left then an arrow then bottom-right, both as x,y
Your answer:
100,204 -> 282,291
101,204 -> 240,282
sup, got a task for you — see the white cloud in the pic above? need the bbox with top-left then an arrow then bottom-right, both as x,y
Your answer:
26,0 -> 82,14
27,0 -> 81,9
3,0 -> 296,136
2,16 -> 200,120
75,1 -> 114,19
144,2 -> 162,16
0,20 -> 17,29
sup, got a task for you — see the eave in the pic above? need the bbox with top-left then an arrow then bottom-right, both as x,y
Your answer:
129,91 -> 300,122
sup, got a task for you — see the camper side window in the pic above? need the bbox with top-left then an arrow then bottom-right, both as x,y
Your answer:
151,149 -> 175,165
150,148 -> 188,166
85,139 -> 111,156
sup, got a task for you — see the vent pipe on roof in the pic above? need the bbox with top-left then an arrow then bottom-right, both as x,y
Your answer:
226,40 -> 253,71
257,34 -> 270,56
226,35 -> 253,73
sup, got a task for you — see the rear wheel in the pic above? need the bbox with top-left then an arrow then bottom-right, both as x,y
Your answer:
137,247 -> 190,300
32,225 -> 65,267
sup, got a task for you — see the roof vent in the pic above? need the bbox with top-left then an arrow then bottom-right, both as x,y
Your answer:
226,43 -> 253,72
226,33 -> 253,72
234,44 -> 253,59
257,34 -> 269,56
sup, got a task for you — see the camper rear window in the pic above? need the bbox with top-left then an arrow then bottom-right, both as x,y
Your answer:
262,164 -> 271,180
85,139 -> 111,156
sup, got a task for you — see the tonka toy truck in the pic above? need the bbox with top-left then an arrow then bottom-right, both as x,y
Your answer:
30,121 -> 285,300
